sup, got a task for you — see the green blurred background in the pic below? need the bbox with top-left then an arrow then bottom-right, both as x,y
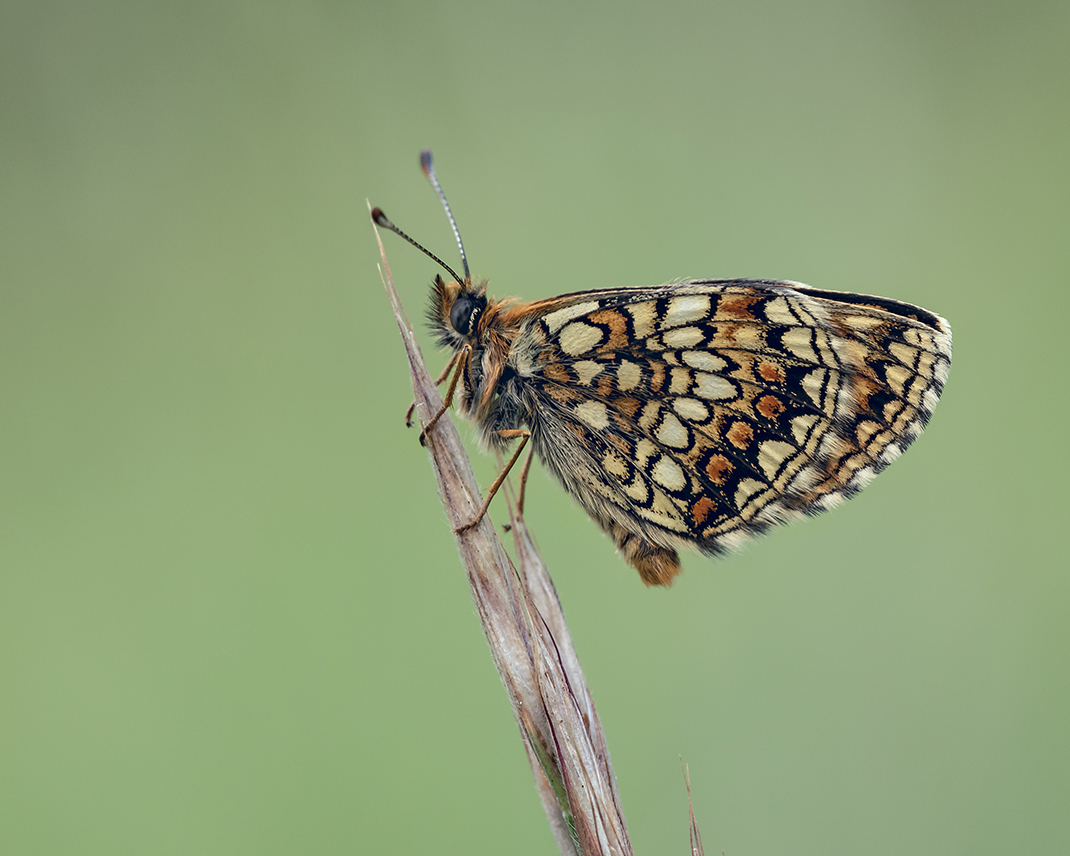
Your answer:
2,1 -> 1068,853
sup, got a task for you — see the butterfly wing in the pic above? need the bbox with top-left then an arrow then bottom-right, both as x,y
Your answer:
505,280 -> 951,584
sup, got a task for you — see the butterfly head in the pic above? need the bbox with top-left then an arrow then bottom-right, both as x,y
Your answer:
373,150 -> 487,353
429,275 -> 488,349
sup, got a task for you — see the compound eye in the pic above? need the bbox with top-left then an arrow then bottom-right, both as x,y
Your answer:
449,295 -> 481,335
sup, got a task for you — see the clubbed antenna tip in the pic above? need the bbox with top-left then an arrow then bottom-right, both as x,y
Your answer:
419,149 -> 470,282
369,204 -> 465,286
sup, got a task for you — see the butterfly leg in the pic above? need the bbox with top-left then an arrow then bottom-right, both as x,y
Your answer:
406,350 -> 460,427
455,429 -> 530,534
418,345 -> 470,446
515,445 -> 535,516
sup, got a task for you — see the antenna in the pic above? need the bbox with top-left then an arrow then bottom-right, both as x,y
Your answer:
420,149 -> 471,283
371,207 -> 465,286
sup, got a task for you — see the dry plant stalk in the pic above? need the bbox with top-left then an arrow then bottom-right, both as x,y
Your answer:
374,214 -> 658,856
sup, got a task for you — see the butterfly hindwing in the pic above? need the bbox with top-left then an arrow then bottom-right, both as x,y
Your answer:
510,280 -> 951,568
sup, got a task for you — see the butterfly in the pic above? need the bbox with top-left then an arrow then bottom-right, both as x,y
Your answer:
373,151 -> 952,586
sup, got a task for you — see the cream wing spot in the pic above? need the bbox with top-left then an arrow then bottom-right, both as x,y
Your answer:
693,372 -> 736,401
884,364 -> 911,396
669,367 -> 691,394
734,478 -> 765,509
830,373 -> 853,418
791,300 -> 821,327
624,474 -> 650,504
656,412 -> 690,449
573,360 -> 603,385
638,497 -> 688,532
625,301 -> 657,337
662,326 -> 704,348
764,296 -> 798,325
542,301 -> 599,334
662,294 -> 711,328
758,440 -> 796,480
813,329 -> 841,368
602,450 -> 628,478
889,342 -> 920,368
906,375 -> 927,406
575,400 -> 610,429
638,401 -> 661,432
802,369 -> 827,407
781,327 -> 818,362
616,360 -> 642,391
558,321 -> 605,356
855,420 -> 881,446
652,455 -> 686,492
634,438 -> 658,468
842,314 -> 883,331
682,350 -> 727,372
818,432 -> 845,459
916,351 -> 935,378
672,397 -> 709,422
791,414 -> 820,445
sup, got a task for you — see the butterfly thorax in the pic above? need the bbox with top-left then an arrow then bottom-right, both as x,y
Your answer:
429,276 -> 538,449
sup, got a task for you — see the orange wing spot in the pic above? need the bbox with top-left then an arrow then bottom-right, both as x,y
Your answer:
852,373 -> 878,407
613,396 -> 642,419
649,363 -> 666,394
756,394 -> 785,420
717,293 -> 761,320
757,361 -> 785,383
547,385 -> 582,405
691,496 -> 717,526
726,420 -> 754,449
587,308 -> 630,350
594,374 -> 615,398
705,454 -> 733,485
543,363 -> 571,384
720,322 -> 747,346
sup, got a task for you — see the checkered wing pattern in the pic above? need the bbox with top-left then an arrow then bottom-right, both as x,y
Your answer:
509,280 -> 951,583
